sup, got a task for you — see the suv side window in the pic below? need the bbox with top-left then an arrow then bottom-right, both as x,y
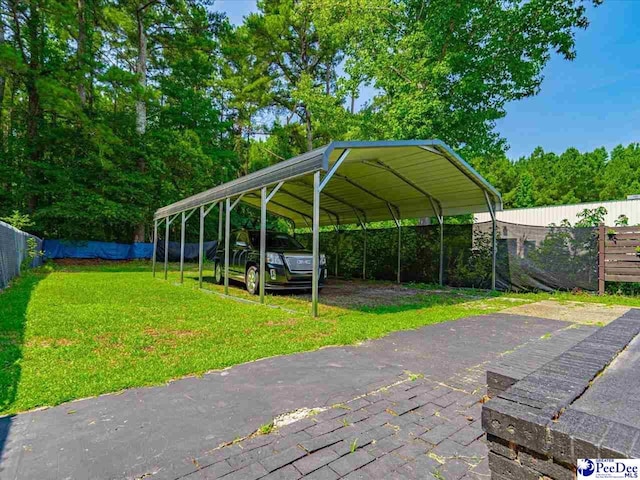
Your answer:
236,231 -> 249,248
227,232 -> 237,248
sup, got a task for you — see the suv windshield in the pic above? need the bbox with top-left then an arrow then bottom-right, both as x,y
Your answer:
249,231 -> 305,250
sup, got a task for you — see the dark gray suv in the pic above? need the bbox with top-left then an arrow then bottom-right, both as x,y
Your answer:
213,229 -> 327,294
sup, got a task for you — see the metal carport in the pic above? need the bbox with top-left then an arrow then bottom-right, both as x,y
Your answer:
153,140 -> 502,316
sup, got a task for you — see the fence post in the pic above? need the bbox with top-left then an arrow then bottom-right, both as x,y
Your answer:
598,223 -> 605,295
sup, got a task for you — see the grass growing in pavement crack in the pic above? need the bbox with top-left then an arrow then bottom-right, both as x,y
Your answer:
258,422 -> 274,435
432,471 -> 446,480
350,438 -> 358,453
405,371 -> 425,381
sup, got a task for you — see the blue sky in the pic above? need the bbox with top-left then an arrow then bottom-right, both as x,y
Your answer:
216,0 -> 640,160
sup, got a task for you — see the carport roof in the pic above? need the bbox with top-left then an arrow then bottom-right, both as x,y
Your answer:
154,140 -> 502,227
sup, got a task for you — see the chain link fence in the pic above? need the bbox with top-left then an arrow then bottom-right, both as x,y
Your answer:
0,220 -> 44,290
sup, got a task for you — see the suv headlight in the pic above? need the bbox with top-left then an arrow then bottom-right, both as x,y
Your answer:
267,252 -> 283,265
320,254 -> 327,265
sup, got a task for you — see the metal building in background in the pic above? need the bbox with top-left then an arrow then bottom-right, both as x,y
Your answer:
153,140 -> 503,316
475,198 -> 640,227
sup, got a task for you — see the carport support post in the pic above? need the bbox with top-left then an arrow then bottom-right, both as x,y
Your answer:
180,211 -> 186,284
427,197 -> 444,286
259,187 -> 267,303
218,203 -> 223,243
198,206 -> 205,288
439,218 -> 444,286
484,191 -> 497,290
397,223 -> 402,284
353,212 -> 367,280
152,219 -> 158,277
491,215 -> 497,290
362,225 -> 367,280
196,203 -> 217,288
387,204 -> 401,284
224,198 -> 231,295
312,171 -> 320,317
258,183 -> 283,303
164,216 -> 170,280
334,227 -> 340,278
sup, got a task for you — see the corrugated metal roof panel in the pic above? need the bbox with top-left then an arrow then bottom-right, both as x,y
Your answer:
155,140 -> 502,226
154,147 -> 328,219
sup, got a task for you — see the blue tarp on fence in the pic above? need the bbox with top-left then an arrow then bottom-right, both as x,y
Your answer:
43,240 -> 219,262
44,240 -> 154,260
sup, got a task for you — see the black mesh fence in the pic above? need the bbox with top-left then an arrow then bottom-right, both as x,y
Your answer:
155,240 -> 218,262
484,222 -> 598,292
297,221 -> 598,292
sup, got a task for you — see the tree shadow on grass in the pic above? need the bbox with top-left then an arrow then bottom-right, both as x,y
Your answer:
0,272 -> 47,464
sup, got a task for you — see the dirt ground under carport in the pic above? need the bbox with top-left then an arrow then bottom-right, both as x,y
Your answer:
289,278 -> 631,325
289,279 -> 471,309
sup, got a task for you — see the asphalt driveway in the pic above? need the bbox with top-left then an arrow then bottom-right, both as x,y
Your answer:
0,313 -> 567,479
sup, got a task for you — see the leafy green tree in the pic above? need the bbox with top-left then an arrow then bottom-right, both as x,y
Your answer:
470,143 -> 639,210
0,0 -> 235,242
231,0 -> 347,152
575,206 -> 607,228
3,0 -> 637,246
601,144 -> 640,200
325,0 -> 598,156
1,211 -> 35,231
512,173 -> 535,208
246,123 -> 307,172
615,215 -> 629,227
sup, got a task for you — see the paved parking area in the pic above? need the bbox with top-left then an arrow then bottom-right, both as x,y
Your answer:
0,313 -> 568,479
186,377 -> 487,479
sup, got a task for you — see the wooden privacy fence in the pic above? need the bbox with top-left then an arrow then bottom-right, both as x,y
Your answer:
599,225 -> 640,293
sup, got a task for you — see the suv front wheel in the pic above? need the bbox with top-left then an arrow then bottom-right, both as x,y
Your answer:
246,265 -> 259,295
214,262 -> 224,284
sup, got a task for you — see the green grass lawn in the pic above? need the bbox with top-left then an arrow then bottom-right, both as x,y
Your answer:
1,261 -> 637,416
